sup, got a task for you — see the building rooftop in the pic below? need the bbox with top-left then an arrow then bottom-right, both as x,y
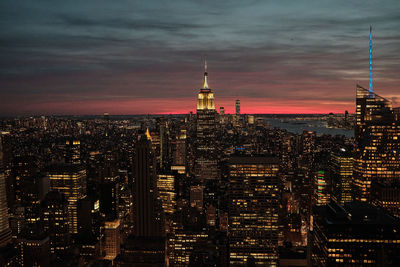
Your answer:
229,155 -> 280,165
315,201 -> 399,226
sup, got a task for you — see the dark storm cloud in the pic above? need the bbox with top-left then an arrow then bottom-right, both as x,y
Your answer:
0,0 -> 400,114
58,15 -> 208,34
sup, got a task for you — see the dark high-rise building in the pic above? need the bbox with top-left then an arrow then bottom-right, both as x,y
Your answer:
41,191 -> 70,258
117,134 -> 164,266
228,156 -> 280,266
47,164 -> 87,234
100,180 -> 119,220
18,172 -> 49,230
76,197 -> 102,261
99,148 -> 120,220
190,185 -> 204,210
195,61 -> 219,181
11,155 -> 38,206
311,201 -> 400,266
160,120 -> 171,170
301,130 -> 316,155
63,138 -> 81,165
219,107 -> 226,124
173,129 -> 186,169
77,196 -> 99,234
118,237 -> 165,267
133,135 -> 163,237
330,148 -> 353,205
18,227 -> 51,267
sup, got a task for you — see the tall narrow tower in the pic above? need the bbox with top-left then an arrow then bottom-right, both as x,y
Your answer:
118,134 -> 165,266
195,60 -> 219,181
353,28 -> 400,215
369,26 -> 373,95
133,135 -> 163,237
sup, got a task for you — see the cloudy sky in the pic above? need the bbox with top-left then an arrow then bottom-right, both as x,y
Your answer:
1,0 -> 400,115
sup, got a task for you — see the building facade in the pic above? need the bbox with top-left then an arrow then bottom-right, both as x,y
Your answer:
311,202 -> 400,266
47,164 -> 87,234
228,156 -> 280,266
330,149 -> 353,205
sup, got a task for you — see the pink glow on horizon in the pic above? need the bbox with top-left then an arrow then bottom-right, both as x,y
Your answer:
5,97 -> 356,115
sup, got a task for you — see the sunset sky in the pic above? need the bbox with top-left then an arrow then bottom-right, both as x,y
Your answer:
1,0 -> 400,115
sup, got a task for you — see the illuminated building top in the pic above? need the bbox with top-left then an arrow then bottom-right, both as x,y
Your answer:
145,127 -> 152,142
197,60 -> 215,111
203,59 -> 209,89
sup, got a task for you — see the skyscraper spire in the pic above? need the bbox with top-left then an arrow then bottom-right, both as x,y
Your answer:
369,26 -> 373,95
203,58 -> 209,89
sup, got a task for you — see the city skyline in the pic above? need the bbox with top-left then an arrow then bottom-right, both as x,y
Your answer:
1,1 -> 400,115
2,2 -> 400,266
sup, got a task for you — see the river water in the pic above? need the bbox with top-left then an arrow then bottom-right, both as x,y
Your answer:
267,118 -> 354,138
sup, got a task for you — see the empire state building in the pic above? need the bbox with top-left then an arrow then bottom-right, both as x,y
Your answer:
195,61 -> 219,181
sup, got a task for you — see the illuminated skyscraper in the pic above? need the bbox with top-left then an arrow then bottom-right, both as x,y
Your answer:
168,230 -> 208,266
104,219 -> 121,261
47,164 -> 87,234
314,170 -> 330,206
0,136 -> 11,247
353,28 -> 400,216
195,60 -> 219,181
157,174 -> 176,215
167,207 -> 209,266
236,99 -> 240,115
233,99 -> 241,127
354,85 -> 400,201
330,149 -> 353,205
228,156 -> 280,266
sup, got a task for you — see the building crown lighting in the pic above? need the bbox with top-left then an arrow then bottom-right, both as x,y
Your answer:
369,26 -> 373,95
203,58 -> 209,89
